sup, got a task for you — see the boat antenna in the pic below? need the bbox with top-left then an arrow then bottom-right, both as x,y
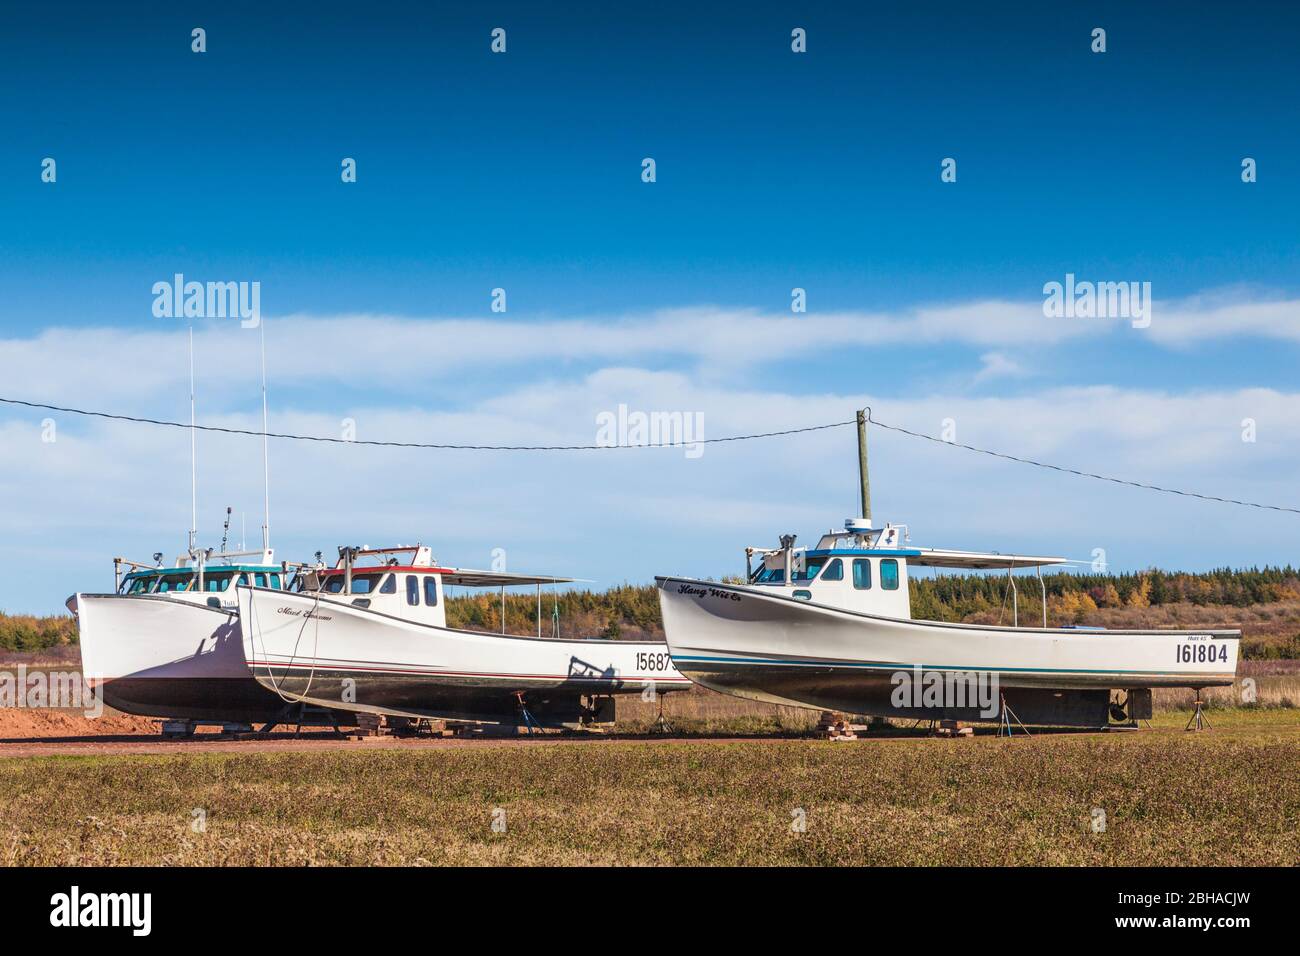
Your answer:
188,322 -> 198,553
220,506 -> 232,553
856,407 -> 872,525
259,317 -> 271,551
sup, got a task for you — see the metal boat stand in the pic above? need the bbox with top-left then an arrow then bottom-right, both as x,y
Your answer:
514,691 -> 542,735
254,701 -> 349,737
1185,691 -> 1213,732
996,694 -> 1032,738
648,697 -> 675,734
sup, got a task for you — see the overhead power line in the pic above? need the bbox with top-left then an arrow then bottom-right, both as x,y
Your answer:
1,395 -> 1295,515
0,396 -> 850,450
862,410 -> 1300,515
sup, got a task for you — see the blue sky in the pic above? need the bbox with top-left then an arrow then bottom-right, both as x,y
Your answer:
2,1 -> 1299,612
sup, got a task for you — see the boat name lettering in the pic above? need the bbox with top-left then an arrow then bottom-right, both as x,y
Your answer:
677,584 -> 741,602
276,606 -> 333,621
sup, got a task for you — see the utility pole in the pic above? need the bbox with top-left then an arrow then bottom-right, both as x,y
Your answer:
856,408 -> 871,523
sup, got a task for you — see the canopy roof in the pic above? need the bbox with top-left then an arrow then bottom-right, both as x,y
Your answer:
908,548 -> 1068,570
315,565 -> 576,588
439,568 -> 577,588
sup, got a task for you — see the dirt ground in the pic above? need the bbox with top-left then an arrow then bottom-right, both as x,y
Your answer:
0,707 -> 158,740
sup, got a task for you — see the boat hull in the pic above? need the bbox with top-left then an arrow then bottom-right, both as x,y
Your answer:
73,593 -> 296,723
238,586 -> 691,725
656,577 -> 1240,725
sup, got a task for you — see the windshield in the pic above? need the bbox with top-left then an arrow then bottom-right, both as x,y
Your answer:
322,572 -> 388,594
124,575 -> 155,595
122,569 -> 277,594
752,557 -> 827,585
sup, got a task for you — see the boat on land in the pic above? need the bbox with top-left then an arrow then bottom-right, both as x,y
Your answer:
239,545 -> 690,728
657,518 -> 1241,728
67,317 -> 301,730
70,547 -> 304,725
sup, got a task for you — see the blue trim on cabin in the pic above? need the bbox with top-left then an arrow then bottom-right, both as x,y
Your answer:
125,564 -> 281,578
805,549 -> 921,558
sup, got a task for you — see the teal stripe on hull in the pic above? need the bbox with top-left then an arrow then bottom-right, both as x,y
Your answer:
672,653 -> 1229,678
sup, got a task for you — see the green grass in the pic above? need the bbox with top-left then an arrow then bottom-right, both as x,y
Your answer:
1,709 -> 1295,866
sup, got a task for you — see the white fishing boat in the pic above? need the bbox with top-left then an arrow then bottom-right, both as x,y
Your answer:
657,518 -> 1240,728
67,319 -> 303,730
239,545 -> 690,728
70,546 -> 300,724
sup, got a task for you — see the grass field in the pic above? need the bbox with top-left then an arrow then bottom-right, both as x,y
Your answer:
1,709 -> 1295,866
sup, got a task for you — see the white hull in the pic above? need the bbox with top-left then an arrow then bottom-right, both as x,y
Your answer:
239,586 -> 690,724
73,593 -> 292,722
657,577 -> 1239,723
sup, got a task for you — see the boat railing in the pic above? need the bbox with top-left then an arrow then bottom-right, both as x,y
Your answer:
1004,564 -> 1049,628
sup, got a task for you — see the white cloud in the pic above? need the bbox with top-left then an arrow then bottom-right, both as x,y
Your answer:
2,289 -> 1298,612
4,286 -> 1295,411
1145,292 -> 1300,346
973,351 -> 1026,383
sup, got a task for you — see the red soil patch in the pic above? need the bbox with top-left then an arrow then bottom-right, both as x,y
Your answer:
0,708 -> 158,740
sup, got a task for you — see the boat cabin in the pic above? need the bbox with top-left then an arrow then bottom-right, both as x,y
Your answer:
746,519 -> 1067,623
294,545 -> 575,634
116,548 -> 282,606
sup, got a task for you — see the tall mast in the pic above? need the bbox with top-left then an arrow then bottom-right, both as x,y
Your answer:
259,317 -> 271,551
188,323 -> 197,553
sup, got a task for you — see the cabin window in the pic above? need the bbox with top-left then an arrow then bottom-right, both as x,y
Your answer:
270,573 -> 282,589
852,559 -> 872,590
424,576 -> 438,606
325,573 -> 385,594
753,566 -> 786,584
379,574 -> 396,594
204,574 -> 232,592
157,574 -> 192,593
880,559 -> 900,590
406,575 -> 419,605
238,573 -> 250,587
252,572 -> 267,587
126,577 -> 153,595
793,589 -> 812,601
790,558 -> 825,583
821,559 -> 843,582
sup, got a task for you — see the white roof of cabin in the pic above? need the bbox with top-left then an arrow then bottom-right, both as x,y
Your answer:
440,568 -> 576,588
907,548 -> 1067,570
175,548 -> 275,568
